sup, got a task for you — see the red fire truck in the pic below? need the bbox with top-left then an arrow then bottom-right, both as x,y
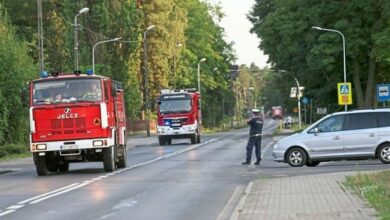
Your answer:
156,89 -> 201,145
271,106 -> 283,119
29,70 -> 127,175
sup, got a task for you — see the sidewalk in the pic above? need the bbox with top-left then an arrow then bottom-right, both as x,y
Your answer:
234,172 -> 378,220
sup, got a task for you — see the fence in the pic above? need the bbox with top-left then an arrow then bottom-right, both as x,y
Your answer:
126,119 -> 156,134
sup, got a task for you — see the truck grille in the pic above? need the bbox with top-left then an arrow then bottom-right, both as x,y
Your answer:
51,118 -> 86,135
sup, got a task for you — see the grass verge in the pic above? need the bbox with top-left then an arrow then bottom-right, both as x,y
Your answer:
0,144 -> 30,162
344,170 -> 390,220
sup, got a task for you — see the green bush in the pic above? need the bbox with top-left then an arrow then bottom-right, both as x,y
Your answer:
0,144 -> 29,158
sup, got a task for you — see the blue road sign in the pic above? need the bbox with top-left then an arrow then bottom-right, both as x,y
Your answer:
377,84 -> 390,102
302,97 -> 309,105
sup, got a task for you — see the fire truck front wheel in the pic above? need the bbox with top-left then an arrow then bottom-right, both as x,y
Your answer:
33,153 -> 49,176
103,146 -> 116,172
158,136 -> 166,146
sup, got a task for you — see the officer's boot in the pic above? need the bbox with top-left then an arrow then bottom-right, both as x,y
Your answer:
241,160 -> 250,165
254,159 -> 261,165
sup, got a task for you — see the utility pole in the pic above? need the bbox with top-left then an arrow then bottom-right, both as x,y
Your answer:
37,0 -> 44,72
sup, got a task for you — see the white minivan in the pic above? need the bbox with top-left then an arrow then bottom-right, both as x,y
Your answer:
273,109 -> 390,167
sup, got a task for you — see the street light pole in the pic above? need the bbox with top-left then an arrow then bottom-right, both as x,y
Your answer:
312,26 -> 347,111
197,58 -> 207,110
92,37 -> 121,74
143,25 -> 155,137
173,43 -> 182,87
74,7 -> 89,71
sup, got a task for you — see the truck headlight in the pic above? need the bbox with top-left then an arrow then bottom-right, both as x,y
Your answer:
93,140 -> 103,146
36,144 -> 47,150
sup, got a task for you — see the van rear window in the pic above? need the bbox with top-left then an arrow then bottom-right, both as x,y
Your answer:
376,112 -> 390,127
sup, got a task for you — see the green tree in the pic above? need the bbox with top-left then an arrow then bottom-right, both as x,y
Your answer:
249,0 -> 390,110
0,3 -> 35,145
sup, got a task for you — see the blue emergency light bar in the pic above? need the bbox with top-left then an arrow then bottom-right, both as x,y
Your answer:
39,70 -> 94,78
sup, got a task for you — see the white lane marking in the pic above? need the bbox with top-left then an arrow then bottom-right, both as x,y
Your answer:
0,210 -> 15,217
1,138 -> 220,217
6,205 -> 24,210
230,181 -> 254,220
29,182 -> 90,204
17,183 -> 80,205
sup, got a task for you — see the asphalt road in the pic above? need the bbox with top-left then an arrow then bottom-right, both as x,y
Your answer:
0,119 -> 388,219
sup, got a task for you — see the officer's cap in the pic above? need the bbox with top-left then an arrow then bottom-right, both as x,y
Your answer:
252,109 -> 260,113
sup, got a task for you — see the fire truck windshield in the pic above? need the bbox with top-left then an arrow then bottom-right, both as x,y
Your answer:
159,95 -> 192,114
32,78 -> 102,105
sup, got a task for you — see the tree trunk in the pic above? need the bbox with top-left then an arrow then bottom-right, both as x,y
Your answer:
352,59 -> 364,108
364,53 -> 376,107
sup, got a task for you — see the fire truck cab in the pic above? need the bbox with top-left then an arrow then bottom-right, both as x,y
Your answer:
29,71 -> 127,175
156,89 -> 201,145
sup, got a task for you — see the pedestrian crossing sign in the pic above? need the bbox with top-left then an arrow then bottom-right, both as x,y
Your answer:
337,82 -> 352,105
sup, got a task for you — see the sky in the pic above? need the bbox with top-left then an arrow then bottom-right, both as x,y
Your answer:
216,0 -> 269,69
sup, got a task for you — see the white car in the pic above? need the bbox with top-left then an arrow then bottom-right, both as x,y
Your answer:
273,109 -> 390,167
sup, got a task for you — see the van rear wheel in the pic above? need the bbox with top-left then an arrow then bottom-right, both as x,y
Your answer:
378,144 -> 390,164
286,148 -> 307,167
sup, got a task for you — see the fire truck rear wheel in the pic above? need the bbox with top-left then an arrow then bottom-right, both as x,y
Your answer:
103,146 -> 116,172
117,145 -> 127,168
33,153 -> 49,176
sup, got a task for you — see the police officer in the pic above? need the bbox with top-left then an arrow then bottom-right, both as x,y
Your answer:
242,109 -> 264,166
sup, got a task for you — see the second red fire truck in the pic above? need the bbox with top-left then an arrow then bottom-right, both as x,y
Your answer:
156,89 -> 201,145
29,70 -> 127,175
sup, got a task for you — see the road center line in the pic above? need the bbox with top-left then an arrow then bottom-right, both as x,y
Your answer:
0,210 -> 15,217
17,183 -> 80,205
29,182 -> 90,204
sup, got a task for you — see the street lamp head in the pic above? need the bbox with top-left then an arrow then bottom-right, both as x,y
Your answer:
78,7 -> 89,14
213,67 -> 218,72
200,58 -> 206,62
113,37 -> 122,41
146,25 -> 156,31
312,26 -> 323,30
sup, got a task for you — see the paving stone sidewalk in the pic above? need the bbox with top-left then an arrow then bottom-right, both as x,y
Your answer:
237,172 -> 378,220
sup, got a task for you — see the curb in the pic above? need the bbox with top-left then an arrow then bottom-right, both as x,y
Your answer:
229,181 -> 254,220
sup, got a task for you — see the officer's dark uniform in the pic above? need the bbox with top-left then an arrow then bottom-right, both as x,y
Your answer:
242,110 -> 264,165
